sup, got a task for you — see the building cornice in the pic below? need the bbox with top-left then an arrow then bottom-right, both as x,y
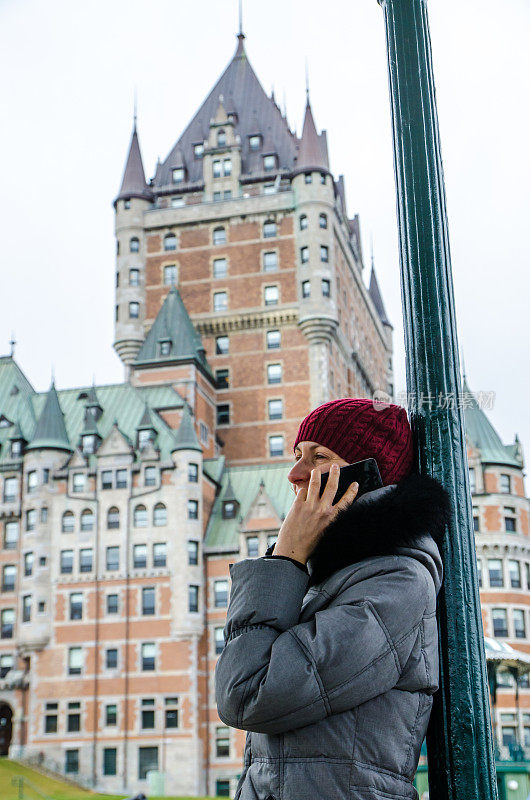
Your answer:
195,307 -> 299,335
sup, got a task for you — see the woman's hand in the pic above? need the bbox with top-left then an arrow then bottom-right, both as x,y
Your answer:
273,464 -> 359,565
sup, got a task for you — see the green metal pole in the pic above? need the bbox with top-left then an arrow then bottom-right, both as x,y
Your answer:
376,1 -> 498,798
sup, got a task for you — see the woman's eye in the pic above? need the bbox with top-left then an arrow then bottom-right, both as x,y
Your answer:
314,454 -> 327,460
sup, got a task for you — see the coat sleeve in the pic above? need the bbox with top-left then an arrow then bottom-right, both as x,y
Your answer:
214,556 -> 432,735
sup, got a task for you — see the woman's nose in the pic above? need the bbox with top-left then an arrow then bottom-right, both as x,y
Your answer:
288,460 -> 311,485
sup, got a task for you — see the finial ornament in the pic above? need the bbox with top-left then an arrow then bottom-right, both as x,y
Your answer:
133,87 -> 137,130
370,234 -> 375,269
9,332 -> 16,357
305,59 -> 311,103
238,0 -> 243,37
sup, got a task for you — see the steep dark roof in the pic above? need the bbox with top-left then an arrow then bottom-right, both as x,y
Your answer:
172,404 -> 202,453
134,287 -> 212,377
116,125 -> 153,204
153,34 -> 298,189
26,383 -> 73,453
137,402 -> 157,431
294,98 -> 329,174
368,264 -> 392,328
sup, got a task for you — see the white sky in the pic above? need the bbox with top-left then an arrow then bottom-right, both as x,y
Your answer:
1,0 -> 529,467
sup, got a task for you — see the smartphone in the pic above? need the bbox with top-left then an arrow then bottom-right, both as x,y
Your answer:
319,458 -> 383,504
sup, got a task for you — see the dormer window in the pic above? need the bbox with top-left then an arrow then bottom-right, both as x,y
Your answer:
217,129 -> 227,147
227,112 -> 238,124
193,143 -> 204,159
263,155 -> 276,172
249,135 -> 261,151
82,434 -> 96,455
172,167 -> 185,184
10,441 -> 22,459
222,501 -> 236,519
159,340 -> 172,356
138,429 -> 154,449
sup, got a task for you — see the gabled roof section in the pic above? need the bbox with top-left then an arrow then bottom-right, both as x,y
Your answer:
134,286 -> 213,377
368,263 -> 392,328
115,124 -> 153,205
172,404 -> 202,453
153,35 -> 297,188
294,97 -> 329,174
26,382 -> 73,453
463,376 -> 522,468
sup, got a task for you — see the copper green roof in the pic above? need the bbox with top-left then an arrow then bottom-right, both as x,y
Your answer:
463,376 -> 521,468
26,382 -> 72,453
172,403 -> 202,452
204,462 -> 293,550
0,357 -> 186,467
134,286 -> 213,378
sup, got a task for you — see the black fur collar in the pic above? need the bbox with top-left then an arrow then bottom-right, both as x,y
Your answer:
307,472 -> 452,587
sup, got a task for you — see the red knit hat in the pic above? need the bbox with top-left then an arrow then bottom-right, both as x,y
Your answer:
293,398 -> 414,486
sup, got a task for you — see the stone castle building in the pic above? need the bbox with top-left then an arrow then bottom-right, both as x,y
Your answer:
0,29 -> 528,800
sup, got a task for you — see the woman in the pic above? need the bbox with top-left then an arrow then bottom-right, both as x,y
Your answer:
215,399 -> 451,800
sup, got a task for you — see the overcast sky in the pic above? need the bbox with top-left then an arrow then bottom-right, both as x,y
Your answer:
1,0 -> 529,468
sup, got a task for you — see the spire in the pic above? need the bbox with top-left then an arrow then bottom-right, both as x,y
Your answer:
235,0 -> 245,57
115,122 -> 152,205
295,92 -> 329,173
172,404 -> 202,453
27,383 -> 72,453
368,260 -> 392,328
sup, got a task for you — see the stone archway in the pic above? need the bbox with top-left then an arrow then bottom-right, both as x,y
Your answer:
0,703 -> 13,756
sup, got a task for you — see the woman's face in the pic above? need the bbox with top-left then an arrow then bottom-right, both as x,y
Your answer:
288,441 -> 349,494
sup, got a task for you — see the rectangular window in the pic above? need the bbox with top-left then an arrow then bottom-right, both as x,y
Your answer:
320,245 -> 329,262
133,544 -> 147,569
266,330 -> 280,350
172,167 -> 184,183
138,747 -> 158,781
171,195 -> 185,207
263,251 -> 278,272
107,594 -> 119,614
69,593 -> 83,621
249,135 -> 261,150
473,513 -> 480,532
67,702 -> 81,732
3,477 -> 18,502
264,285 -> 279,306
105,704 -> 117,726
488,558 -> 504,587
215,627 -> 225,655
129,302 -> 140,319
263,154 -> 276,171
215,368 -> 229,390
2,565 -> 16,592
322,278 -> 331,297
4,521 -> 19,550
304,172 -> 312,184
106,546 -> 119,572
200,422 -> 208,444
194,143 -> 204,159
165,697 -> 179,728
141,698 -> 155,729
477,558 -> 482,587
213,191 -> 221,202
263,221 -> 277,238
187,540 -> 199,566
141,642 -> 156,671
500,473 -> 511,493
144,466 -> 157,487
129,268 -> 140,286
26,509 -> 36,531
269,435 -> 284,458
188,584 -> 199,613
116,469 -> 127,489
213,258 -> 227,278
513,609 -> 526,639
216,780 -> 230,797
142,587 -> 155,616
72,473 -> 85,493
216,335 -> 229,355
223,189 -> 231,199
300,246 -> 309,263
153,542 -> 167,567
302,280 -> 310,298
79,548 -> 93,573
216,404 -> 230,425
103,748 -> 117,776
24,552 -> 33,576
213,160 -> 221,178
263,183 -> 275,194
163,264 -> 177,286
214,580 -> 228,608
223,158 -> 232,176
214,292 -> 228,312
1,609 -> 14,638
68,646 -> 83,675
22,595 -> 31,623
492,608 -> 509,638
106,648 -> 118,669
27,471 -> 38,493
247,536 -> 259,557
469,467 -> 476,492
216,726 -> 230,758
45,702 -> 58,734
505,514 -> 517,533
509,560 -> 521,588
188,463 -> 199,483
267,364 -> 282,385
188,500 -> 199,520
268,399 -> 283,420
60,550 -> 73,574
65,749 -> 79,774
41,506 -> 48,523
101,470 -> 112,490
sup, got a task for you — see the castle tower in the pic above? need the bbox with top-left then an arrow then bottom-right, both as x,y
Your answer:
114,122 -> 153,369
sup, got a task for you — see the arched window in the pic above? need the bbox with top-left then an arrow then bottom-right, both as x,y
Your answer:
62,511 -> 75,533
213,227 -> 226,245
153,503 -> 167,527
130,237 -> 140,253
319,213 -> 328,229
299,214 -> 308,231
217,129 -> 227,147
81,509 -> 94,532
134,504 -> 148,528
107,507 -> 120,530
164,233 -> 177,251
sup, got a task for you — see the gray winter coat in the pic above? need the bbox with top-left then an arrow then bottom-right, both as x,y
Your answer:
215,473 -> 450,800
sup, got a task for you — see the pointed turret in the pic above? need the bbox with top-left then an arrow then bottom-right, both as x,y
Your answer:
115,124 -> 152,205
136,402 -> 158,450
463,375 -> 521,467
294,96 -> 329,174
134,286 -> 213,377
368,262 -> 392,328
221,471 -> 239,519
172,404 -> 202,453
26,383 -> 72,453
